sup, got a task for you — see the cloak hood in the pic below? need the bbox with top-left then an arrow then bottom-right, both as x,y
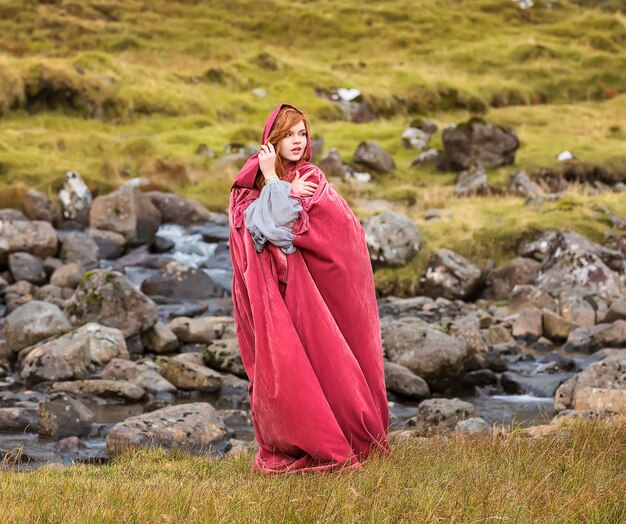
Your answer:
231,103 -> 313,190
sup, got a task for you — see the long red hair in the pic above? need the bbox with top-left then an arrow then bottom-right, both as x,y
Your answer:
254,106 -> 311,191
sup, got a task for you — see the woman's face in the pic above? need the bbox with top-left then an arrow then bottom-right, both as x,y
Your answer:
277,120 -> 307,162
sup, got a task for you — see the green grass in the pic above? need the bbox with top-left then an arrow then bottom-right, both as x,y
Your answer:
1,416 -> 624,522
0,0 -> 624,294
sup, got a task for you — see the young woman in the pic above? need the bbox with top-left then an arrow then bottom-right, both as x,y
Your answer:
228,103 -> 390,475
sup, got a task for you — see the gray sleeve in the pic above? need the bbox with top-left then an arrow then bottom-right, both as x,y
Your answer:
244,180 -> 303,254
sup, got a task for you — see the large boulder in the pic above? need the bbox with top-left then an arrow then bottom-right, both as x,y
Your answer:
38,392 -> 95,439
58,231 -> 100,270
554,350 -> 626,414
155,356 -> 222,392
441,117 -> 519,171
89,186 -> 161,246
482,257 -> 542,300
0,219 -> 58,266
381,317 -> 467,390
204,338 -> 247,378
563,320 -> 626,353
105,402 -> 232,458
64,269 -> 158,337
535,231 -> 625,301
146,191 -> 213,225
361,211 -> 422,267
19,322 -> 129,384
22,189 -> 62,225
2,300 -> 72,352
168,316 -> 235,343
140,261 -> 223,299
422,249 -> 482,300
8,252 -> 47,284
99,358 -> 177,393
353,141 -> 396,173
407,398 -> 478,436
383,361 -> 430,400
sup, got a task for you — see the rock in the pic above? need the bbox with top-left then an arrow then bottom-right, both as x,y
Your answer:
22,189 -> 62,225
51,379 -> 146,400
50,263 -> 84,289
455,417 -> 491,435
482,257 -> 542,300
19,323 -> 129,384
554,350 -> 626,414
225,438 -> 256,458
203,338 -> 246,377
8,252 -> 47,284
0,219 -> 58,265
559,294 -> 596,327
509,285 -> 558,312
455,165 -> 490,197
501,370 -> 567,397
381,317 -> 467,391
140,261 -> 223,299
517,230 -> 558,262
535,231 -> 625,301
422,249 -> 482,300
88,228 -> 126,259
89,186 -> 161,246
509,171 -> 542,198
543,310 -> 576,341
105,402 -> 231,458
64,269 -> 158,338
168,316 -> 234,344
461,369 -> 498,387
384,361 -> 430,400
441,117 -> 519,171
512,307 -> 543,340
574,388 -> 626,413
317,148 -> 348,178
155,356 -> 222,392
605,298 -> 626,323
409,148 -> 441,167
59,171 -> 93,225
0,406 -> 38,432
361,211 -> 422,267
58,231 -> 100,270
402,127 -> 430,149
38,392 -> 94,439
146,191 -> 213,225
0,208 -> 27,221
99,358 -> 177,393
563,320 -> 626,353
407,398 -> 478,436
2,300 -> 72,352
141,321 -> 179,354
353,141 -> 396,173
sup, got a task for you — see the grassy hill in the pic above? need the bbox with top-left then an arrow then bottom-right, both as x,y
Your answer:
0,0 -> 625,292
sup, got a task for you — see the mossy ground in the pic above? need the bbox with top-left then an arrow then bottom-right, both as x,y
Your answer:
0,0 -> 624,293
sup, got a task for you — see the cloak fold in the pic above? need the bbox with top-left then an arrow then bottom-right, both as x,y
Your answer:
228,103 -> 390,474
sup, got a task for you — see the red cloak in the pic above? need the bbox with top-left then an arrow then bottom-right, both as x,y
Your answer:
228,103 -> 391,474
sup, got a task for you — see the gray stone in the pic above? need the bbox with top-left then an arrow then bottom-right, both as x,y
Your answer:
38,392 -> 94,439
64,269 -> 158,338
361,210 -> 422,268
105,402 -> 231,458
2,300 -> 71,352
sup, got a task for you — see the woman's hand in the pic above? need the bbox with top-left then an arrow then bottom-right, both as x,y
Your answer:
291,170 -> 318,197
258,142 -> 277,180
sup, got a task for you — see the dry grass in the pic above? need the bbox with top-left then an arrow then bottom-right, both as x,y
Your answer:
1,416 -> 624,523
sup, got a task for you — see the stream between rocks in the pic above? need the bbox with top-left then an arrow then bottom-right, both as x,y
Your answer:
0,222 -> 588,470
